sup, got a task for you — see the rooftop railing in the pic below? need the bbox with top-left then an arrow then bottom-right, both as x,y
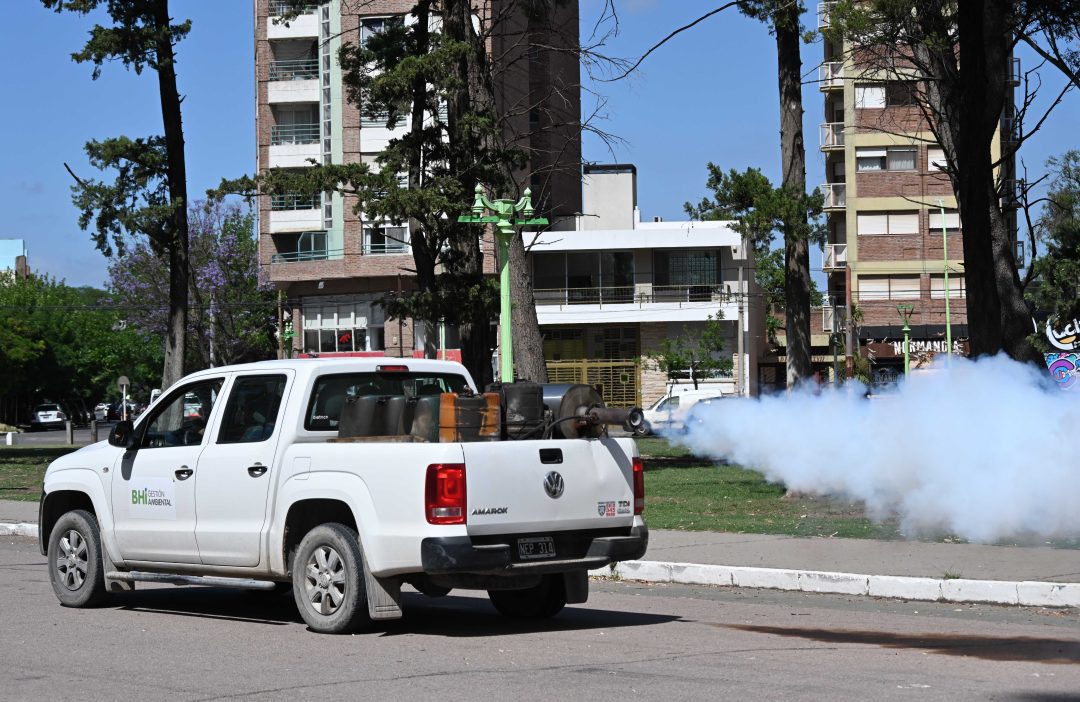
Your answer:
268,1 -> 317,16
534,284 -> 731,306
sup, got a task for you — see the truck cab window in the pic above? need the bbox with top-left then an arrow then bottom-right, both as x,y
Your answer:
306,372 -> 469,431
218,375 -> 288,444
141,379 -> 224,448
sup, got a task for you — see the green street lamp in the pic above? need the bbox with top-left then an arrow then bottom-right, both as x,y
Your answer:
458,184 -> 548,382
896,303 -> 915,379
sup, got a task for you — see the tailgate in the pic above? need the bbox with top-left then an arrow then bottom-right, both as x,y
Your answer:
460,437 -> 637,536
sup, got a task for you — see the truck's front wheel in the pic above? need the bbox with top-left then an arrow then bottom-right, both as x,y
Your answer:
292,523 -> 371,634
47,509 -> 109,608
488,574 -> 566,619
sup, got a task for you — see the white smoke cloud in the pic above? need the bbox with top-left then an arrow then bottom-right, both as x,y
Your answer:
677,355 -> 1080,543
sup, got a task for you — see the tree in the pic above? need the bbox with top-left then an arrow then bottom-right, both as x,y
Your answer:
0,275 -> 162,425
647,314 -> 734,389
826,0 -> 1059,362
219,2 -> 584,386
1028,150 -> 1080,346
686,166 -> 826,346
44,0 -> 193,389
735,1 -> 817,387
108,202 -> 277,370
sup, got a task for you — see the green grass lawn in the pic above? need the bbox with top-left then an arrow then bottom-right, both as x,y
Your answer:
636,437 -> 901,538
0,447 -> 79,502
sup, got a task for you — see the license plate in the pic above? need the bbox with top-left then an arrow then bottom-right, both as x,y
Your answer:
517,536 -> 556,560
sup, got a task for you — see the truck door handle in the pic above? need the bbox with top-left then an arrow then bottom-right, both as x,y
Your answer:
175,467 -> 193,480
248,464 -> 268,478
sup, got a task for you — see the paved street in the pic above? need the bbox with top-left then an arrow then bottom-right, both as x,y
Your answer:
2,537 -> 1078,701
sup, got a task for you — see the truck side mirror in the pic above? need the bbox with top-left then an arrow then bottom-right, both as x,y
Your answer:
108,420 -> 138,450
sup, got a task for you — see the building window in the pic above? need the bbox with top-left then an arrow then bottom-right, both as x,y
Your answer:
858,275 -> 921,301
855,85 -> 885,109
856,211 -> 919,236
855,82 -> 917,108
930,274 -> 965,299
363,224 -> 409,254
928,146 -> 948,171
856,146 -> 917,172
531,250 -> 635,303
928,209 -> 961,234
360,16 -> 401,46
302,300 -> 385,353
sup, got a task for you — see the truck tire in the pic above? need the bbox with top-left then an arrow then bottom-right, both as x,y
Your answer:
291,523 -> 371,634
488,574 -> 567,619
47,509 -> 109,608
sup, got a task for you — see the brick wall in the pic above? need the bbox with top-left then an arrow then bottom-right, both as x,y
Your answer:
856,209 -> 963,264
857,275 -> 968,327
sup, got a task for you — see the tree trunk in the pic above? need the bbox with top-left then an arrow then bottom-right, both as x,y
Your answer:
955,0 -> 1006,356
153,0 -> 188,390
775,7 -> 812,387
407,1 -> 437,360
445,0 -> 495,386
508,233 -> 548,382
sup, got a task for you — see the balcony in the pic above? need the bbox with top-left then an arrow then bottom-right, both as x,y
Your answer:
820,122 -> 844,150
271,123 -> 319,145
822,302 -> 847,333
267,2 -> 318,40
269,1 -> 317,14
363,242 -> 410,255
271,193 -> 320,210
817,1 -> 837,29
533,283 -> 737,325
822,243 -> 848,270
822,183 -> 846,210
1000,115 -> 1020,146
270,230 -> 338,263
270,57 -> 318,81
819,62 -> 843,90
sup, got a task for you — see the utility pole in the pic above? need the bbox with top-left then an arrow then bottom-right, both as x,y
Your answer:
897,304 -> 914,379
458,185 -> 547,383
736,235 -> 745,396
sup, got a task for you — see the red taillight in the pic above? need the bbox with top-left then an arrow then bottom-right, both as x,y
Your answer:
57,412 -> 66,420
632,457 -> 645,515
426,463 -> 467,525
377,364 -> 410,373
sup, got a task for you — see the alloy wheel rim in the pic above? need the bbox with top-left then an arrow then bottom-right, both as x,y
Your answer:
56,529 -> 88,591
303,545 -> 346,616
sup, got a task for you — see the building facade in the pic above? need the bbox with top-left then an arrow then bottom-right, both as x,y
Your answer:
530,165 -> 763,407
255,0 -> 581,358
816,2 -> 1018,387
0,239 -> 28,280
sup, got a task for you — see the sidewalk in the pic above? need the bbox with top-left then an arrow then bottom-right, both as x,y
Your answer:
3,499 -> 1078,607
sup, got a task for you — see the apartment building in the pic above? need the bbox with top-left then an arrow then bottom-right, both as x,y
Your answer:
255,0 -> 582,358
816,3 -> 1020,387
529,165 -> 763,407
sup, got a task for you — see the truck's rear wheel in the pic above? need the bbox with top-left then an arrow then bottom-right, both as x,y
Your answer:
488,574 -> 567,619
291,523 -> 371,634
47,509 -> 109,608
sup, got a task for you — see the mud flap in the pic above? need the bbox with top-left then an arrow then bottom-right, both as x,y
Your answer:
102,544 -> 134,593
363,553 -> 402,620
563,570 -> 588,605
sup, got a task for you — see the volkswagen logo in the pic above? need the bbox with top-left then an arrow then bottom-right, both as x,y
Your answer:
543,471 -> 564,499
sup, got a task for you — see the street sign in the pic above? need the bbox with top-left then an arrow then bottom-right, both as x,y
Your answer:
117,375 -> 130,391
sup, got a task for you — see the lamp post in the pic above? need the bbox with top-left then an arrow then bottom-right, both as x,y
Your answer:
458,184 -> 548,382
896,303 -> 914,379
936,198 -> 953,362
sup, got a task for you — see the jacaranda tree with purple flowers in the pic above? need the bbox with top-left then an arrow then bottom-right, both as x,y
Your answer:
108,202 -> 277,370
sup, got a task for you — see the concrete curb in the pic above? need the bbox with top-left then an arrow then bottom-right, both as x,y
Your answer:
588,560 -> 1080,609
0,523 -> 37,538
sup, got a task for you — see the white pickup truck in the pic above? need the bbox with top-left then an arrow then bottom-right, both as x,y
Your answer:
38,358 -> 647,633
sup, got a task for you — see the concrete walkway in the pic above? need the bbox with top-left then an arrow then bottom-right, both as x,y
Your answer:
4,499 -> 1078,607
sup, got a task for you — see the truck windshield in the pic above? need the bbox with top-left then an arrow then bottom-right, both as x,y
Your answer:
305,372 -> 469,431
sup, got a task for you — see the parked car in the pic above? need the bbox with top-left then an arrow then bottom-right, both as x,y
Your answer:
106,401 -> 137,421
30,404 -> 66,431
94,403 -> 110,421
639,386 -> 726,435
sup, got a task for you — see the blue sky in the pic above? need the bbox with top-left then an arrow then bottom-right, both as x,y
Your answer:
2,1 -> 1077,287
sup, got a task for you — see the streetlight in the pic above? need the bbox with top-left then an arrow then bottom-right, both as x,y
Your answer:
896,303 -> 915,379
458,184 -> 548,382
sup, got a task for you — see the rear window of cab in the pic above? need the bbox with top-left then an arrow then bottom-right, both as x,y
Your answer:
305,372 -> 469,431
